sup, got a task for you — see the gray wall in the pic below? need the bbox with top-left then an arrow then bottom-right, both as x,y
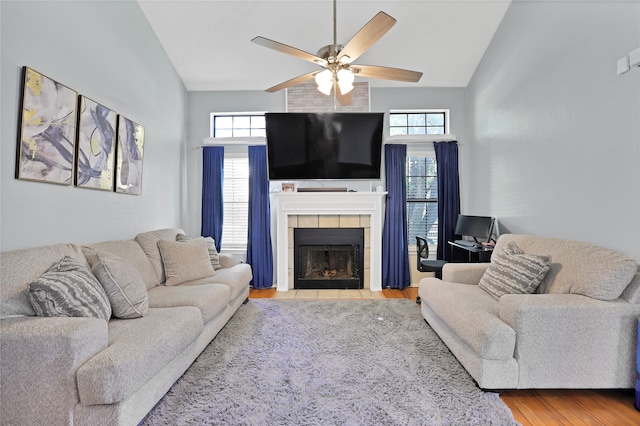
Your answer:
184,90 -> 285,237
1,1 -> 188,251
184,88 -> 468,238
372,87 -> 469,208
466,1 -> 640,261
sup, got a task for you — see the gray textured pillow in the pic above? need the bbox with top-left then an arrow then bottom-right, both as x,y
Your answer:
28,256 -> 112,320
82,247 -> 149,319
158,238 -> 216,286
479,244 -> 552,300
176,233 -> 221,270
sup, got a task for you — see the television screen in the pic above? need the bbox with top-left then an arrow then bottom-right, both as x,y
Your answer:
265,112 -> 384,180
454,215 -> 495,241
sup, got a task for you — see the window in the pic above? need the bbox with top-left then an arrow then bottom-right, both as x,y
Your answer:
390,110 -> 448,136
211,113 -> 265,137
209,112 -> 266,250
389,109 -> 448,250
222,152 -> 249,249
407,155 -> 438,247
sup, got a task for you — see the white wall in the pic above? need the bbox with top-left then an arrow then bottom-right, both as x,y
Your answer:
1,1 -> 188,251
466,1 -> 640,261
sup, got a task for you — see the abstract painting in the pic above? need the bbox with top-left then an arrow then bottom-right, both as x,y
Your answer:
115,115 -> 144,195
16,67 -> 78,185
76,96 -> 117,190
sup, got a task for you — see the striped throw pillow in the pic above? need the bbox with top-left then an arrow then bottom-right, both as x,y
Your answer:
479,244 -> 551,300
28,256 -> 112,320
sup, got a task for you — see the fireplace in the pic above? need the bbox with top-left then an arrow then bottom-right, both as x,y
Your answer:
294,228 -> 364,290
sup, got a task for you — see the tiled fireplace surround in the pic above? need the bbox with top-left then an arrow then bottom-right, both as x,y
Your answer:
271,192 -> 385,291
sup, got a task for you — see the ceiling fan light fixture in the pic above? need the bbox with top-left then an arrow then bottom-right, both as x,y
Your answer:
339,55 -> 351,65
315,69 -> 334,95
337,68 -> 354,95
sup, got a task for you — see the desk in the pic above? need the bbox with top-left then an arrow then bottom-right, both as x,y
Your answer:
448,241 -> 493,263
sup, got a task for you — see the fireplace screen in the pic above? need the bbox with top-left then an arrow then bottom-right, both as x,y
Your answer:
294,228 -> 364,290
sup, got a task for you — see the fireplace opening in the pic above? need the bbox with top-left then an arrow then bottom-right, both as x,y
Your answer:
294,228 -> 364,290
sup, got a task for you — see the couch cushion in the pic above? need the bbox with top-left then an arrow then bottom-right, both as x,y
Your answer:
147,283 -> 230,323
28,256 -> 112,321
86,239 -> 159,290
181,263 -> 252,302
76,306 -> 203,405
82,247 -> 149,319
157,238 -> 215,286
134,228 -> 184,284
419,279 -> 515,360
1,243 -> 86,319
177,233 -> 222,270
479,243 -> 552,300
621,270 -> 640,304
494,234 -> 638,301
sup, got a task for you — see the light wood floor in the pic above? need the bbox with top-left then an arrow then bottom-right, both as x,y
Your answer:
249,287 -> 640,425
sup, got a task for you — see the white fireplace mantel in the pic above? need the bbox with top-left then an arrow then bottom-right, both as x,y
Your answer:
271,192 -> 386,292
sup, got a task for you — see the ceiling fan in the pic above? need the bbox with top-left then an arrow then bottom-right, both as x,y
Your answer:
251,0 -> 423,106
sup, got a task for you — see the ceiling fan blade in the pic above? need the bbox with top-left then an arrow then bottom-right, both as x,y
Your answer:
265,71 -> 318,93
252,36 -> 327,66
351,65 -> 423,82
338,12 -> 396,64
336,83 -> 353,106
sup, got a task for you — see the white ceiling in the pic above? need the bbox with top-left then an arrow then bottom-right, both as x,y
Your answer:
138,0 -> 511,92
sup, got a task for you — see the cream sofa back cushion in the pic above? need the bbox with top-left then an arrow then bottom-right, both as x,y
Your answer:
83,247 -> 149,319
135,228 -> 184,284
494,234 -> 637,301
0,243 -> 86,319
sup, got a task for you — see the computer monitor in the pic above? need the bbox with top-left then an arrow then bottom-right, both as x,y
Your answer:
454,215 -> 495,243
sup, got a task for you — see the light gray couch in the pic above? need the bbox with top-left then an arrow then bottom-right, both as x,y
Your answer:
419,234 -> 640,390
0,228 -> 252,425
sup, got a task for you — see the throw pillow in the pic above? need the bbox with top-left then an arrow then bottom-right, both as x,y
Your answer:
479,248 -> 552,300
176,233 -> 221,270
28,256 -> 112,320
158,238 -> 216,286
82,247 -> 149,319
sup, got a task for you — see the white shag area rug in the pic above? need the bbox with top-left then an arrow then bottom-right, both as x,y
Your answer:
140,299 -> 518,426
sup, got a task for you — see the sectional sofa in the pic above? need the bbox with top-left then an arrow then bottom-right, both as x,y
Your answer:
0,228 -> 252,426
419,234 -> 640,390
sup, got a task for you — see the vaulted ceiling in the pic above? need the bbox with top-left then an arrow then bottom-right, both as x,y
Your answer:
138,0 -> 511,92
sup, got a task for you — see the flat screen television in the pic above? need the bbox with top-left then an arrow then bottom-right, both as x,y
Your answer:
454,215 -> 495,243
265,112 -> 384,180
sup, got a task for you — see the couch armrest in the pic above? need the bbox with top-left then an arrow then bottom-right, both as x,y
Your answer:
218,253 -> 240,269
499,294 -> 640,387
0,316 -> 108,425
442,263 -> 489,284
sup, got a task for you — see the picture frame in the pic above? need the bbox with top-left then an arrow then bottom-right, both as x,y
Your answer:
75,96 -> 117,191
115,115 -> 144,195
281,182 -> 296,192
16,67 -> 78,185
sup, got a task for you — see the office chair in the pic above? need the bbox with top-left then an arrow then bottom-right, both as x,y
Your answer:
416,236 -> 447,279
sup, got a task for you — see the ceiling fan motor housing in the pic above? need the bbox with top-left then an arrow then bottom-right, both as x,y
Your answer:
316,44 -> 345,64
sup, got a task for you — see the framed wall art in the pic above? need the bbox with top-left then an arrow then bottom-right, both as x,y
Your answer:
75,96 -> 117,190
16,66 -> 78,185
115,115 -> 145,195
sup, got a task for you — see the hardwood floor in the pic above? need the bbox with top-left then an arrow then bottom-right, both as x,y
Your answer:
249,287 -> 640,425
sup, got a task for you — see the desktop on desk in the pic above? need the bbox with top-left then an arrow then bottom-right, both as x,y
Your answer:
449,215 -> 496,263
448,240 -> 493,263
